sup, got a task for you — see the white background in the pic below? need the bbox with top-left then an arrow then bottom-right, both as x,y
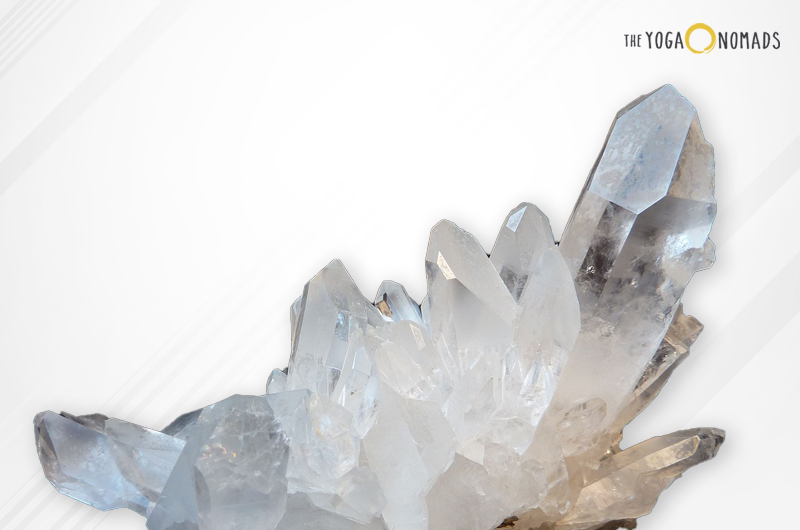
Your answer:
1,1 -> 799,529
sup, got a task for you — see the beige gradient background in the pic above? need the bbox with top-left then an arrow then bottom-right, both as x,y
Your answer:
1,1 -> 798,528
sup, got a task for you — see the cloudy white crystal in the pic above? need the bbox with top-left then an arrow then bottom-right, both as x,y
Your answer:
34,85 -> 723,530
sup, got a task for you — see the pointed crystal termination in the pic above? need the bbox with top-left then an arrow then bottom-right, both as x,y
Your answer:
375,280 -> 422,325
424,219 -> 517,376
287,260 -> 383,436
555,428 -> 724,530
555,85 -> 716,430
35,412 -> 185,516
486,202 -> 580,434
267,368 -> 288,394
490,202 -> 556,301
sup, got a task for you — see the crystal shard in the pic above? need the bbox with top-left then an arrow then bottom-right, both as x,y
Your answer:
34,86 -> 723,530
35,412 -> 184,516
551,428 -> 724,530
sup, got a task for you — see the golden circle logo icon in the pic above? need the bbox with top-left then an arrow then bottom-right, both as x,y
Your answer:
686,23 -> 716,54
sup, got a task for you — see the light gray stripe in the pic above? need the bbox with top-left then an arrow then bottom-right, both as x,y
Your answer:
0,0 -> 54,60
0,0 -> 32,33
3,248 -> 280,522
0,1 -> 197,524
0,0 -> 42,44
48,504 -> 85,530
153,312 -> 272,422
126,276 -> 272,424
0,473 -> 37,513
107,268 -> 260,418
67,509 -> 102,530
2,263 -> 270,526
0,0 -> 77,79
0,479 -> 47,529
0,0 -> 195,196
10,485 -> 57,530
669,251 -> 800,423
86,513 -> 109,530
714,133 -> 800,246
8,246 -> 277,525
155,320 -> 280,428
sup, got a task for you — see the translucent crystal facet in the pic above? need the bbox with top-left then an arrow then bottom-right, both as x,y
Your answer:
555,85 -> 716,431
35,412 -> 185,516
34,85 -> 723,530
146,395 -> 290,530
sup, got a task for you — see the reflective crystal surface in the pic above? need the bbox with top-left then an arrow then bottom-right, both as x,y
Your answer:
35,411 -> 185,516
556,85 -> 716,429
34,86 -> 723,530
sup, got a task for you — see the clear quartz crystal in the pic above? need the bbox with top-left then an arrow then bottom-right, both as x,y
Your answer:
553,428 -> 723,530
555,85 -> 715,431
34,85 -> 723,530
267,368 -> 288,394
146,395 -> 290,530
35,412 -> 185,516
375,281 -> 423,325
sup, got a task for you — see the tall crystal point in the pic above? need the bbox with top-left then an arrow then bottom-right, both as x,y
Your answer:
555,85 -> 716,431
33,86 -> 723,530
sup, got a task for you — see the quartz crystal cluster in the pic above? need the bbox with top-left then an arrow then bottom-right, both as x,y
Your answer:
34,85 -> 723,530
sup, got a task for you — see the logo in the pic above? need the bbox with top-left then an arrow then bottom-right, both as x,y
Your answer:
685,23 -> 716,54
624,23 -> 780,53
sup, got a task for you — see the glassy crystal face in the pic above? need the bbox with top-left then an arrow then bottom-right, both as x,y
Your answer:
34,85 -> 723,530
